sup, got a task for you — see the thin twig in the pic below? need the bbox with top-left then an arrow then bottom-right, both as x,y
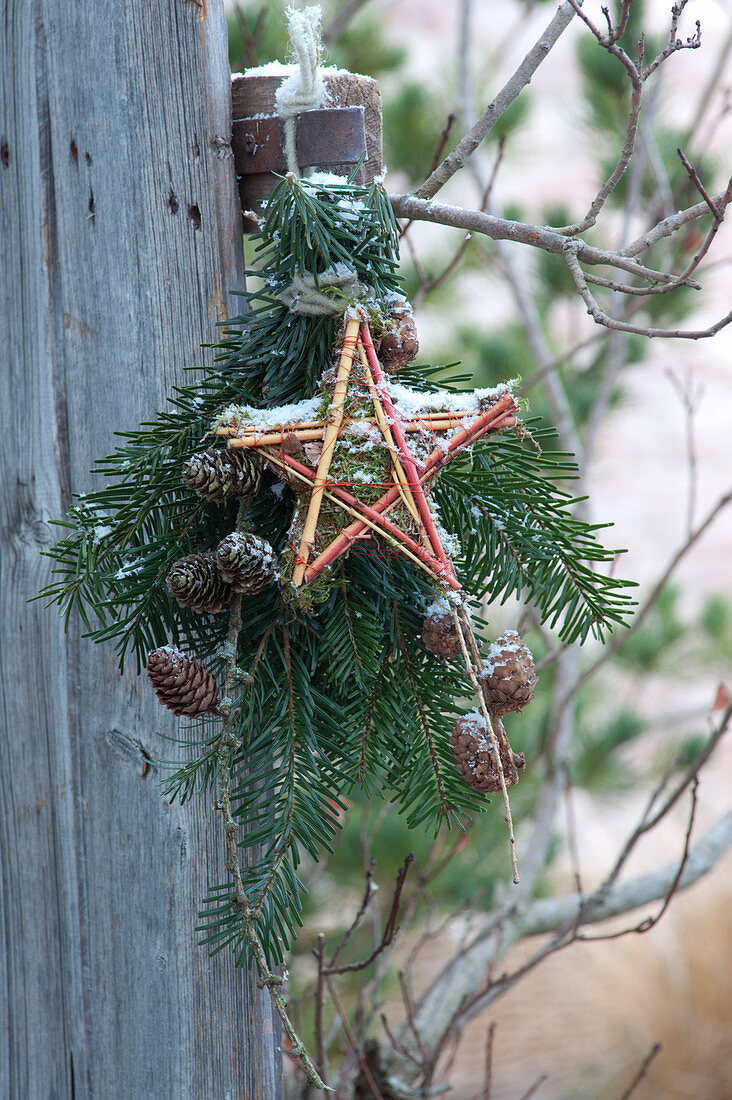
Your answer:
315,934 -> 328,1085
325,856 -> 414,975
618,1042 -> 662,1100
326,977 -> 386,1100
380,1012 -> 422,1069
450,600 -> 520,884
564,237 -> 732,339
216,606 -> 328,1089
517,1074 -> 548,1100
399,970 -> 431,1070
678,148 -> 722,218
328,858 -> 377,971
480,1022 -> 495,1100
558,3 -> 643,235
579,778 -> 699,942
571,489 -> 732,696
601,704 -> 731,897
415,1 -> 578,200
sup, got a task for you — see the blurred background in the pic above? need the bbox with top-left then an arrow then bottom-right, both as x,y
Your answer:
228,3 -> 732,1096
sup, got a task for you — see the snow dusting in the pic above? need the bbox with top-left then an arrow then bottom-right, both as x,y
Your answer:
386,380 -> 515,418
479,631 -> 530,680
216,396 -> 323,435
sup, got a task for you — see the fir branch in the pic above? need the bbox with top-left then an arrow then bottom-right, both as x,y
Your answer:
213,567 -> 326,1090
39,175 -> 403,672
393,603 -> 450,825
358,646 -> 392,785
434,433 -> 636,643
41,167 -> 638,980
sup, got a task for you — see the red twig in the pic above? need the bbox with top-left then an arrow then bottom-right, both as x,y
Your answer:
324,855 -> 414,975
274,450 -> 461,587
360,322 -> 458,583
328,858 -> 377,971
302,393 -> 518,579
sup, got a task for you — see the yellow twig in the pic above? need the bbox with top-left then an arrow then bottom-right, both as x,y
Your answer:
449,601 -> 520,884
293,315 -> 360,585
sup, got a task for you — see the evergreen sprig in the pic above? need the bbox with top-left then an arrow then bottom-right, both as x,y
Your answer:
41,172 -> 634,966
434,432 -> 636,644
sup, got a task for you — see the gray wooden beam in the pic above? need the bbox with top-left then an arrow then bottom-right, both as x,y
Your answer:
0,2 -> 283,1095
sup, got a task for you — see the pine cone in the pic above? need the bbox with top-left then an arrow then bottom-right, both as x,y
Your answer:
480,630 -> 537,715
376,300 -> 419,373
422,601 -> 461,658
146,646 -> 218,717
182,448 -> 261,504
216,532 -> 277,594
450,712 -> 525,792
166,552 -> 232,614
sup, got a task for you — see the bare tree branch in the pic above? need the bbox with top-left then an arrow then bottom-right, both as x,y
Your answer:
563,238 -> 732,337
414,1 -> 579,200
572,488 -> 732,695
387,803 -> 732,1085
526,804 -> 732,938
389,195 -> 698,284
621,189 -> 731,257
322,0 -> 372,43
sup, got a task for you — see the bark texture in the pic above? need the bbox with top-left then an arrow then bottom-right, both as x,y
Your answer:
0,3 -> 283,1096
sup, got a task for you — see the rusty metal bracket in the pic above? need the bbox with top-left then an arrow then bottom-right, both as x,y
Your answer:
232,106 -> 366,176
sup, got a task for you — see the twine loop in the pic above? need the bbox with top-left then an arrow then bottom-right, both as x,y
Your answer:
279,265 -> 367,315
275,6 -> 327,175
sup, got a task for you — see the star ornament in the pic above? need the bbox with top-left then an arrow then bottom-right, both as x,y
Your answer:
215,314 -> 519,592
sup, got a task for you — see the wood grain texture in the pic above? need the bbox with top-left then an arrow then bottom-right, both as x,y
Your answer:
0,3 -> 284,1096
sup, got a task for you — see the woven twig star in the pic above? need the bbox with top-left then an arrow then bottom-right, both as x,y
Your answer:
216,314 -> 519,590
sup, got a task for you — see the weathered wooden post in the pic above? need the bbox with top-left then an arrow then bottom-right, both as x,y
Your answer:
0,3 -> 284,1096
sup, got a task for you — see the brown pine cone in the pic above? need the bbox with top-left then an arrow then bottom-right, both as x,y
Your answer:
449,712 -> 525,792
422,600 -> 462,658
166,552 -> 232,614
146,646 -> 218,717
480,630 -> 537,715
216,532 -> 277,594
375,299 -> 419,373
182,448 -> 261,504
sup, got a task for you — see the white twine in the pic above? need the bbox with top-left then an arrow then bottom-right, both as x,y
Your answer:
275,6 -> 327,176
279,265 -> 367,315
